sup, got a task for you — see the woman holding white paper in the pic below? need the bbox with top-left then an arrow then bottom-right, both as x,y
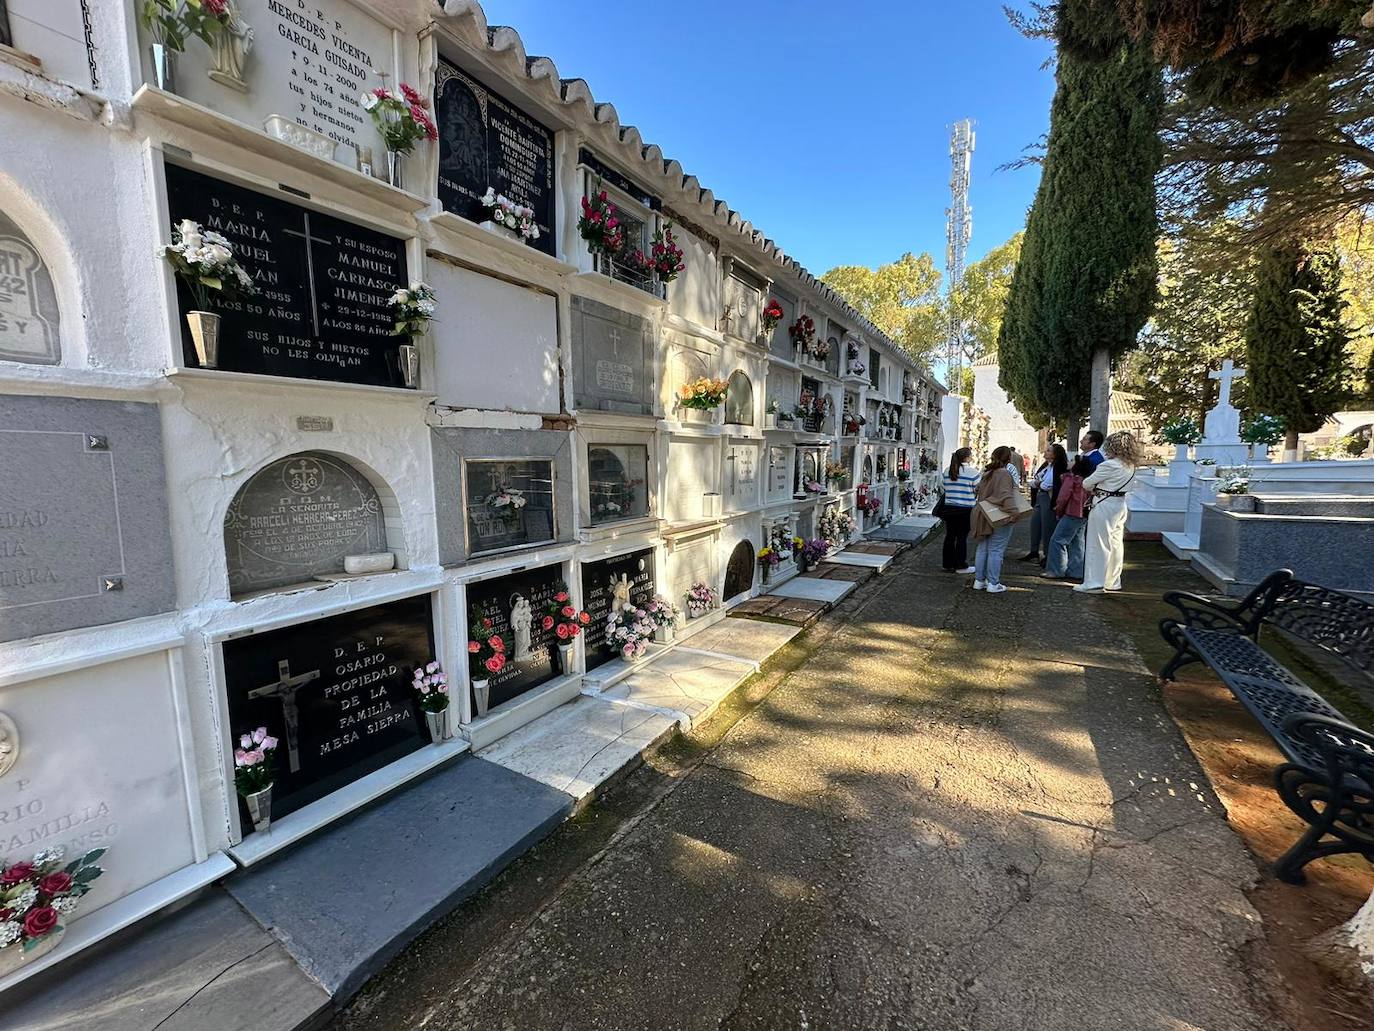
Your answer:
969,446 -> 1026,594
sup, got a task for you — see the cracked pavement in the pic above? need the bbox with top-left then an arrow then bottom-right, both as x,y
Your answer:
333,533 -> 1291,1030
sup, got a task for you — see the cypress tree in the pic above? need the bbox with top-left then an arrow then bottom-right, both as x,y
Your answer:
998,32 -> 1164,433
1245,242 -> 1351,453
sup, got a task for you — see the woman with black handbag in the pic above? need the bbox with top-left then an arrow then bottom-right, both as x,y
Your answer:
939,447 -> 978,573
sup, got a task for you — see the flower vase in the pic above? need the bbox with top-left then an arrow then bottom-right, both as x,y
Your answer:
653,625 -> 675,645
423,706 -> 452,743
558,643 -> 575,675
397,343 -> 420,388
243,785 -> 272,834
1173,444 -> 1190,463
687,602 -> 706,620
479,219 -> 522,243
1249,444 -> 1270,463
150,44 -> 175,91
186,311 -> 220,369
385,150 -> 404,189
472,678 -> 491,719
0,929 -> 64,977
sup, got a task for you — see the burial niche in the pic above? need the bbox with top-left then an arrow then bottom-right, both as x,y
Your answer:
224,451 -> 390,596
724,370 -> 754,426
722,539 -> 755,601
0,211 -> 61,365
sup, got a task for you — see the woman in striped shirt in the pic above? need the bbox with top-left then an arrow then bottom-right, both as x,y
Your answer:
940,447 -> 979,572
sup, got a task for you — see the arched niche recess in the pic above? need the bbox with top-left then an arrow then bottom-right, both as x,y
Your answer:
724,370 -> 754,426
223,451 -> 404,596
722,539 -> 755,601
0,209 -> 62,365
670,349 -> 708,408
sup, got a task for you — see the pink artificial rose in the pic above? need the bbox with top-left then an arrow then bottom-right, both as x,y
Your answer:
489,635 -> 505,652
468,641 -> 480,654
579,612 -> 590,625
542,615 -> 555,631
234,749 -> 249,767
561,606 -> 575,618
252,727 -> 267,745
38,872 -> 72,897
556,623 -> 570,640
568,624 -> 581,638
240,734 -> 252,749
1,863 -> 35,886
23,906 -> 58,938
483,655 -> 503,674
555,591 -> 569,603
262,736 -> 278,751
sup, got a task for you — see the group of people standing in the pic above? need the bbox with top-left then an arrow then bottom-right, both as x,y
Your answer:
938,430 -> 1145,595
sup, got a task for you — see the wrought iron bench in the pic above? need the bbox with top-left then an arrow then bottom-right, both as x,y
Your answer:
1158,570 -> 1374,882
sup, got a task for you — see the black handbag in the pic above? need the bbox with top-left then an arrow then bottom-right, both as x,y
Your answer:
932,487 -> 948,519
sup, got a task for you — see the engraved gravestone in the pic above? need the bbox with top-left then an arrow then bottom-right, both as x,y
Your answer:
0,395 -> 175,643
466,564 -> 564,710
581,548 -> 655,670
165,165 -> 409,386
571,296 -> 655,414
224,451 -> 386,595
223,594 -> 435,824
0,212 -> 61,365
435,58 -> 556,256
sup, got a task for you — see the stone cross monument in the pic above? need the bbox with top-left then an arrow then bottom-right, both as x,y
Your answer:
1194,359 -> 1253,466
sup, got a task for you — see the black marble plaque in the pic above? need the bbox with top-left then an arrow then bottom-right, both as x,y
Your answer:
164,165 -> 409,386
580,548 -> 655,671
222,594 -> 435,824
466,564 -> 564,709
224,451 -> 387,596
435,59 -> 555,256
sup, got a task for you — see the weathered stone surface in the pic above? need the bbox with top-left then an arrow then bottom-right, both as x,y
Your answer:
570,296 -> 656,413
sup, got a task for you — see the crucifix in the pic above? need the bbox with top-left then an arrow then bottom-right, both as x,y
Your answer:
248,659 -> 320,773
607,327 -> 622,357
1208,359 -> 1246,410
282,213 -> 326,336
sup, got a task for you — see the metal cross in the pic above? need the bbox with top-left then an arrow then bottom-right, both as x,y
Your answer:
282,213 -> 325,336
1208,359 -> 1246,410
247,659 -> 320,773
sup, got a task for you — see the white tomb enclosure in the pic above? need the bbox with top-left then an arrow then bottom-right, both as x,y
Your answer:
0,0 -> 945,981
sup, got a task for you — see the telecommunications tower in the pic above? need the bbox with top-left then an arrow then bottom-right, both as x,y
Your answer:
945,119 -> 974,392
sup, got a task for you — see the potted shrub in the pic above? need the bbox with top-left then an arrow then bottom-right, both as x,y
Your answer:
163,219 -> 256,369
468,612 -> 508,719
1241,414 -> 1284,462
0,846 -> 105,976
1161,417 -> 1202,462
411,661 -> 452,742
234,727 -> 278,833
543,586 -> 591,674
1214,467 -> 1255,511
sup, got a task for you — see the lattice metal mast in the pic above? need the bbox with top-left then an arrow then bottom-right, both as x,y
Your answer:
945,120 -> 974,392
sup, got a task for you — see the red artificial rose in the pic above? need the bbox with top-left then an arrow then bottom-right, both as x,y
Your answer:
467,640 -> 480,653
0,908 -> 11,922
37,872 -> 72,897
483,655 -> 503,674
579,611 -> 590,625
489,635 -> 505,652
542,615 -> 555,630
561,606 -> 575,618
482,617 -> 493,628
569,624 -> 581,637
22,906 -> 58,938
555,591 -> 569,603
1,863 -> 35,886
556,623 -> 570,639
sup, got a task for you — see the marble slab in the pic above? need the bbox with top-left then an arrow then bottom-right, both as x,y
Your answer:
597,650 -> 754,728
477,696 -> 675,802
767,576 -> 855,604
678,618 -> 802,664
824,550 -> 892,570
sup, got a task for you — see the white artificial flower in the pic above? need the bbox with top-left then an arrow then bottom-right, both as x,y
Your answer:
0,922 -> 20,948
203,230 -> 230,247
481,187 -> 496,205
206,244 -> 232,267
362,93 -> 379,111
51,897 -> 79,915
33,847 -> 64,866
8,887 -> 36,913
417,300 -> 436,316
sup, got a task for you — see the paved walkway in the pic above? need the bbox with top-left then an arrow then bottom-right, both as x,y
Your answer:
334,529 -> 1288,1030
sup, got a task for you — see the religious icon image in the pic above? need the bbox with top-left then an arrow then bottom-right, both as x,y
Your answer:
0,713 -> 18,779
510,593 -> 534,662
208,0 -> 254,92
248,658 -> 320,774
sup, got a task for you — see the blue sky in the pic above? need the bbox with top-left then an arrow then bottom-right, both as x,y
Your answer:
480,1 -> 1054,277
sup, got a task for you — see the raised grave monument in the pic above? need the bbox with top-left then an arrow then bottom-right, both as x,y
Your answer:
0,394 -> 175,642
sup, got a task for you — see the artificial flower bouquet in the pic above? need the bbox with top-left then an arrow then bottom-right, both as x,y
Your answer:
788,315 -> 816,354
0,846 -> 105,964
481,188 -> 541,241
138,0 -> 230,52
1216,467 -> 1252,495
818,507 -> 855,545
389,282 -> 436,338
846,341 -> 861,360
848,359 -> 866,377
762,298 -> 785,334
812,336 -> 831,363
804,479 -> 826,495
468,611 -> 508,681
411,661 -> 450,714
801,538 -> 830,566
632,222 -> 686,283
824,460 -> 850,486
644,595 -> 680,631
606,605 -> 656,661
544,586 -> 591,645
486,485 -> 527,525
678,376 -> 729,411
686,581 -> 717,617
363,82 -> 438,153
578,185 -> 625,255
233,727 -> 277,795
164,219 -> 255,311
757,546 -> 781,571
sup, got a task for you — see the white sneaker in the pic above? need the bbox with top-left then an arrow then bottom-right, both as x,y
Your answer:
958,566 -> 976,574
973,580 -> 986,590
985,583 -> 1008,594
1073,584 -> 1104,594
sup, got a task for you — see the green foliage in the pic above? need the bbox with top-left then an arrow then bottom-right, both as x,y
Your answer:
950,232 -> 1023,362
1240,413 -> 1285,445
821,253 -> 944,366
1160,417 -> 1201,445
139,0 -> 226,53
1245,243 -> 1352,440
998,37 -> 1164,429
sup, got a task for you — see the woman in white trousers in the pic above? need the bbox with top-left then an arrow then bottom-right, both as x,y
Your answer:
1074,432 -> 1143,594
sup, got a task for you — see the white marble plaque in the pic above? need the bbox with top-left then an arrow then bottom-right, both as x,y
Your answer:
667,536 -> 714,611
724,444 -> 759,510
767,446 -> 791,501
0,650 -> 197,920
160,0 -> 398,158
666,439 -> 716,523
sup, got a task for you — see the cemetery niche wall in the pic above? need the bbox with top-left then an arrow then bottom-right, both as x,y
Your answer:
0,394 -> 176,643
164,165 -> 410,387
435,58 -> 556,256
587,444 -> 650,525
222,594 -> 436,826
223,451 -> 390,596
466,563 -> 565,710
0,211 -> 61,365
581,548 -> 655,670
570,296 -> 657,414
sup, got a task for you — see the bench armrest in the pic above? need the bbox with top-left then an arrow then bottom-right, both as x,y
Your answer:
1281,713 -> 1374,766
1162,591 -> 1253,634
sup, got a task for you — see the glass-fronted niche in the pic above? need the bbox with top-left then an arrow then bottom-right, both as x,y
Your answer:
463,459 -> 556,556
588,444 -> 650,525
580,150 -> 659,295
